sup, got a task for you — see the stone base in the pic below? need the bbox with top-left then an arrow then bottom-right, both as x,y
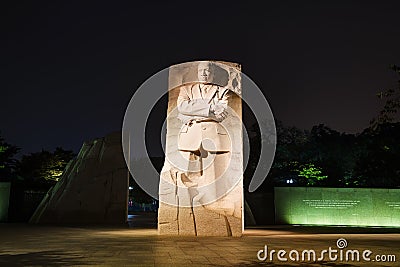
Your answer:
158,202 -> 242,237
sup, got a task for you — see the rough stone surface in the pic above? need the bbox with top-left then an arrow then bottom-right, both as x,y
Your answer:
30,131 -> 128,224
158,61 -> 243,236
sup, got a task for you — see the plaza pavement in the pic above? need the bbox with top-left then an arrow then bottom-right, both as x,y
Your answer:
0,217 -> 399,266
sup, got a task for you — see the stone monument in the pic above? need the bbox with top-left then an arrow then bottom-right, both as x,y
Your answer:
158,61 -> 243,236
30,131 -> 128,224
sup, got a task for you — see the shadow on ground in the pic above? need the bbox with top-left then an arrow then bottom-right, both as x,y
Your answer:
0,250 -> 99,266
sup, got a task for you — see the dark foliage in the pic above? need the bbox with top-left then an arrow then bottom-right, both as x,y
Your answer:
0,134 -> 20,182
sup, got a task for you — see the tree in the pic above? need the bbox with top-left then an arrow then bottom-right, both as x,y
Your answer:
361,64 -> 400,187
246,118 -> 399,189
296,163 -> 327,186
268,122 -> 311,186
307,124 -> 358,187
353,123 -> 400,187
17,147 -> 75,187
268,123 -> 358,187
0,134 -> 20,181
371,64 -> 400,128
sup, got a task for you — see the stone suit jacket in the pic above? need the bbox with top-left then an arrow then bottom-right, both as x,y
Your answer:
177,83 -> 231,152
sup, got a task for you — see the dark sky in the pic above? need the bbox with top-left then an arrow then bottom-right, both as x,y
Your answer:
2,1 -> 400,156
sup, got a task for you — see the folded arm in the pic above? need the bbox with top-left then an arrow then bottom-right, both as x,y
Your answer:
177,86 -> 230,121
177,87 -> 211,117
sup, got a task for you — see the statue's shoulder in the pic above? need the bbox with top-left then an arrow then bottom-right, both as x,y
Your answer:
182,83 -> 197,90
178,84 -> 192,94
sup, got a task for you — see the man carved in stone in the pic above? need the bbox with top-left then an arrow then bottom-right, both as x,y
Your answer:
158,61 -> 243,236
176,61 -> 235,215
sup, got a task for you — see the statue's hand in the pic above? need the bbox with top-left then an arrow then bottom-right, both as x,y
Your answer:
215,110 -> 228,121
210,104 -> 228,121
211,104 -> 225,115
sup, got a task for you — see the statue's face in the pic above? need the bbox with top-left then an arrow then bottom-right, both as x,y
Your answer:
197,62 -> 214,83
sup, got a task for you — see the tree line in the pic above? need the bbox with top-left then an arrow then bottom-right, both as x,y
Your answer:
244,121 -> 400,192
0,139 -> 75,190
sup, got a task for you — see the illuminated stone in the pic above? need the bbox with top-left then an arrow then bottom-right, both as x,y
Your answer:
158,61 -> 243,236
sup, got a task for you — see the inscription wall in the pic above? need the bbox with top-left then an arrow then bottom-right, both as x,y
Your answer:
275,187 -> 400,227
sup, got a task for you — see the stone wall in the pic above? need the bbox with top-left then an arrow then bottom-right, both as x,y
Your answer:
275,187 -> 400,227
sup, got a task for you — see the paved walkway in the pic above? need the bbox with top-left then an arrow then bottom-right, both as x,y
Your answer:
0,223 -> 399,266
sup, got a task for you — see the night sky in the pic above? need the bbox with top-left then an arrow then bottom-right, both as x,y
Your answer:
2,1 -> 400,156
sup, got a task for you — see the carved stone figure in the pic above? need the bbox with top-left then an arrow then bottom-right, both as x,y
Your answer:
158,61 -> 243,236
